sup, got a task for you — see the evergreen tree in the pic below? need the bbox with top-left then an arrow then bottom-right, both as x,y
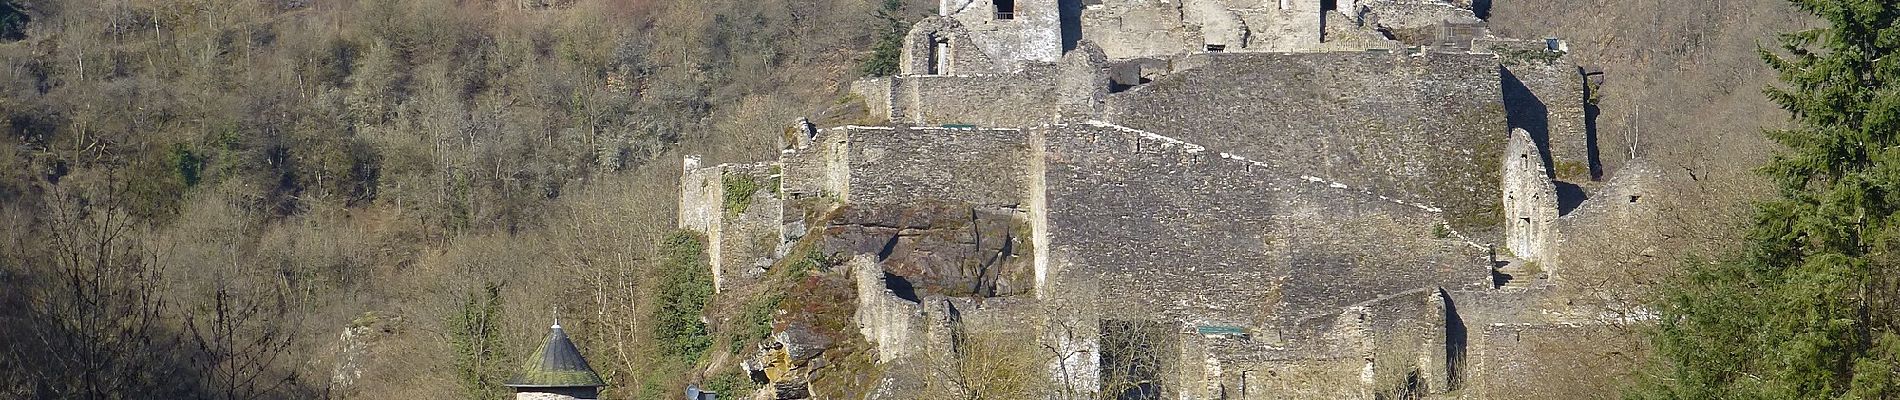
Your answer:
448,283 -> 510,400
1635,1 -> 1900,398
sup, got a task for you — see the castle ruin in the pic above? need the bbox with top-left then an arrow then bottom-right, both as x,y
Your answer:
679,1 -> 1665,398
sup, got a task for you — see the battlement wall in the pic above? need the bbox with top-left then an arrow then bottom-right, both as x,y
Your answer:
851,65 -> 1063,127
1103,51 -> 1508,231
1039,122 -> 1489,329
844,126 -> 1036,208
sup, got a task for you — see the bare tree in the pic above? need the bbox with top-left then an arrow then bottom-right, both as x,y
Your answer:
4,170 -> 185,399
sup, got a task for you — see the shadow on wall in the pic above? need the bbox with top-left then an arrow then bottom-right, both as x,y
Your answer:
1501,66 -> 1555,179
1555,181 -> 1587,216
1581,66 -> 1604,181
1060,0 -> 1082,52
1443,290 -> 1468,391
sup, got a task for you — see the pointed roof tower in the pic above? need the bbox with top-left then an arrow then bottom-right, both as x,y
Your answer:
505,322 -> 607,389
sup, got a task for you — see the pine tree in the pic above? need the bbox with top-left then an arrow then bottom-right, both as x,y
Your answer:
1635,1 -> 1900,398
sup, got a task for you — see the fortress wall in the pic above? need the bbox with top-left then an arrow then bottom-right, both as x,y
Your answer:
1103,52 -> 1508,231
1357,0 -> 1479,44
1469,323 -> 1645,399
1079,1 -> 1198,59
1207,288 -> 1454,399
894,68 -> 1061,127
715,163 -> 784,292
1039,123 -> 1488,328
679,158 -> 724,235
843,126 -> 1035,208
781,128 -> 850,202
941,0 -> 1064,67
850,78 -> 899,124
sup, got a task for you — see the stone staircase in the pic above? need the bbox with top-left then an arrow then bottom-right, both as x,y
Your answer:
1491,257 -> 1546,289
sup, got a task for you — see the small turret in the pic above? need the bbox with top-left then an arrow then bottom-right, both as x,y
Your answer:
505,322 -> 606,400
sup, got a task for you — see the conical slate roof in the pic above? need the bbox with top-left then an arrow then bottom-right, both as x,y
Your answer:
505,324 -> 607,388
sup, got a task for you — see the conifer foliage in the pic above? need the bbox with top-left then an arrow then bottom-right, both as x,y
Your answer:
1635,1 -> 1900,398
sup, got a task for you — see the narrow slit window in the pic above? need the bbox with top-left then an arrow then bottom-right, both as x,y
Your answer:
995,0 -> 1016,19
1205,44 -> 1226,52
929,38 -> 951,75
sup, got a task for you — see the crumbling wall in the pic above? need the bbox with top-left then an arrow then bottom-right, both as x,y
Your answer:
1548,159 -> 1673,321
1484,37 -> 1593,181
1200,288 -> 1456,399
940,0 -> 1064,68
1077,0 -> 1197,59
1039,122 -> 1488,327
1503,128 -> 1557,266
903,16 -> 1002,76
1103,51 -> 1508,231
1469,323 -> 1646,399
1355,0 -> 1483,44
851,255 -> 928,363
678,161 -> 783,292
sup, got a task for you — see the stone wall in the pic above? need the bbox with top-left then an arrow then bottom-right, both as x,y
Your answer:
1103,51 -> 1508,231
851,68 -> 1062,127
1356,0 -> 1482,44
850,255 -> 928,363
1483,37 -> 1594,181
941,0 -> 1064,68
1077,0 -> 1197,59
1503,128 -> 1557,265
678,160 -> 783,292
903,16 -> 1004,76
1468,323 -> 1646,399
1197,288 -> 1455,399
844,126 -> 1036,208
1039,122 -> 1490,327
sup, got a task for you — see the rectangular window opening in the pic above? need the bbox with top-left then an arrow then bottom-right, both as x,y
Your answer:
1205,44 -> 1226,52
995,0 -> 1016,19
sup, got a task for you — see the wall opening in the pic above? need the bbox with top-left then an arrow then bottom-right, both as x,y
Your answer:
1321,0 -> 1337,12
1628,195 -> 1641,203
1100,320 -> 1176,400
929,37 -> 951,75
1204,44 -> 1226,52
995,0 -> 1016,19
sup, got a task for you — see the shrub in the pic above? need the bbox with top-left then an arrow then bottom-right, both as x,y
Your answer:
653,231 -> 713,363
722,174 -> 760,216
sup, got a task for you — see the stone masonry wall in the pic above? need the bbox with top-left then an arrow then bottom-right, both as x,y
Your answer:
1199,288 -> 1454,399
1039,122 -> 1489,329
1103,51 -> 1508,231
678,160 -> 782,293
850,255 -> 927,363
1482,38 -> 1594,181
903,16 -> 1004,76
845,126 -> 1035,208
1469,323 -> 1646,400
1503,128 -> 1557,265
941,0 -> 1064,68
1078,0 -> 1197,59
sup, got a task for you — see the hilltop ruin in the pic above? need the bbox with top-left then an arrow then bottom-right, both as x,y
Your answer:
679,0 -> 1666,398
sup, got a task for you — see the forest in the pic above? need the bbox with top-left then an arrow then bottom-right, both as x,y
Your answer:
3,0 -> 1898,399
0,0 -> 921,398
